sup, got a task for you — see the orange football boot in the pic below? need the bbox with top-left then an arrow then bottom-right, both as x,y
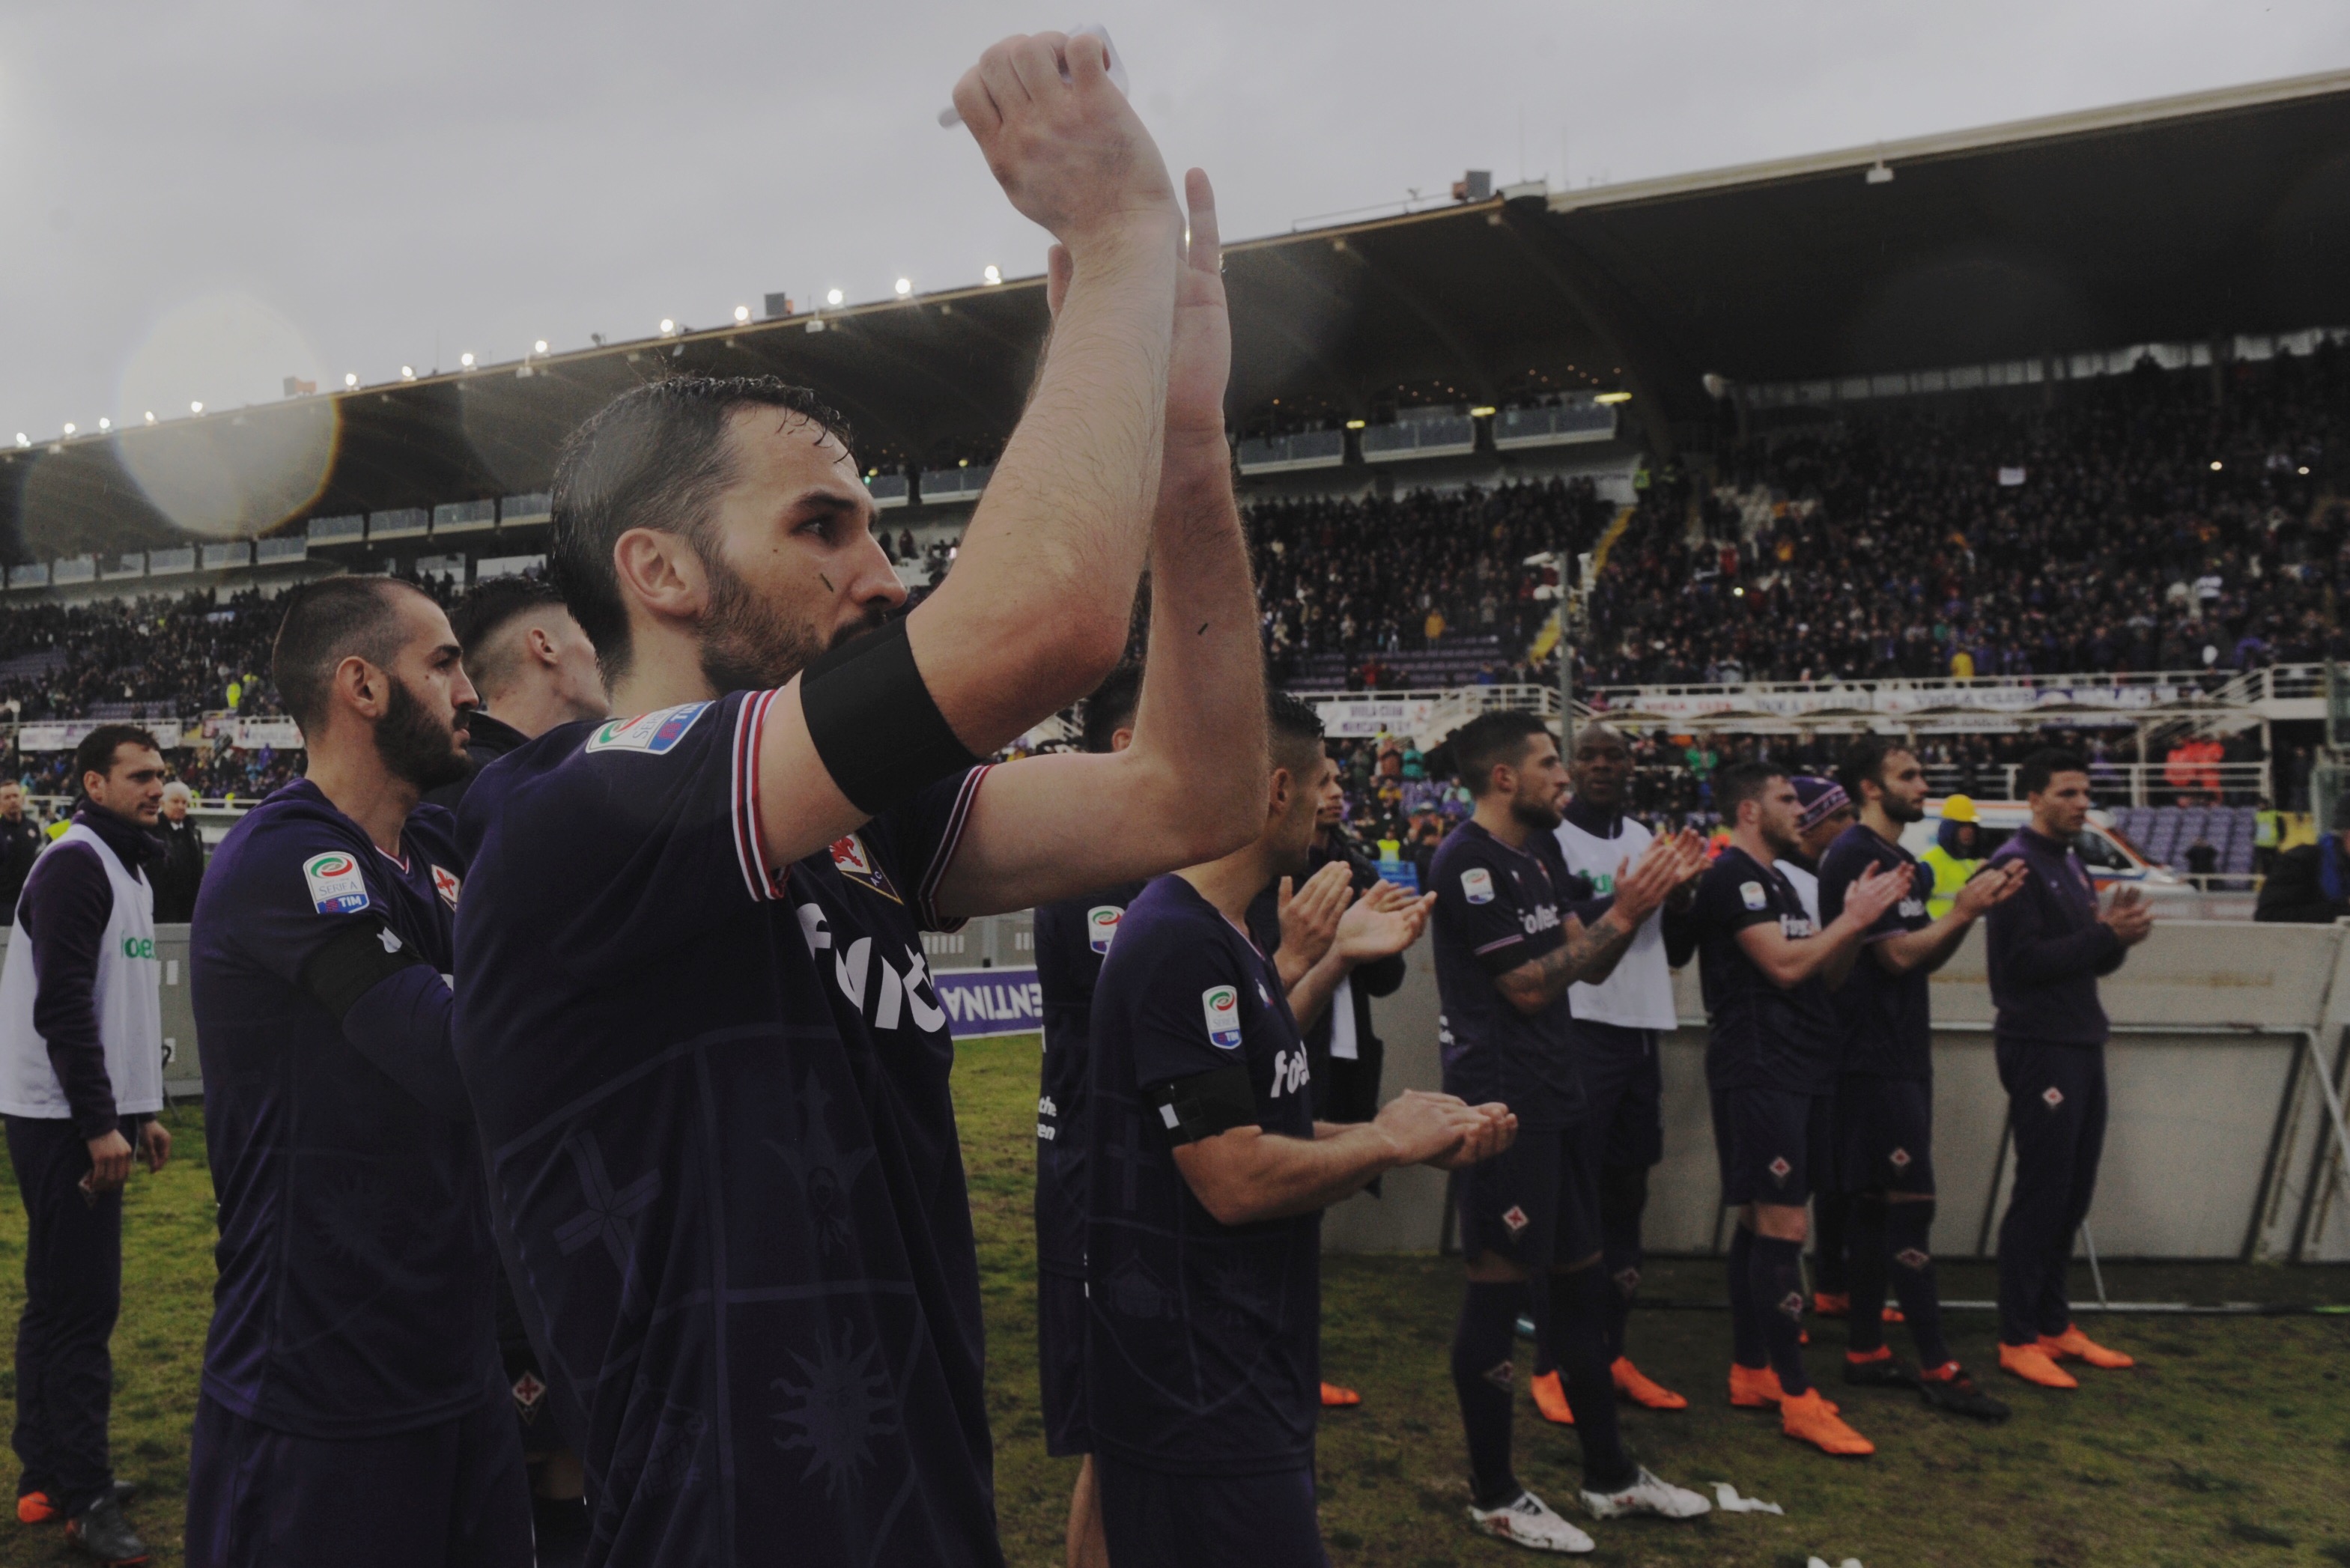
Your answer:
1319,1382 -> 1362,1408
1610,1357 -> 1687,1410
1779,1388 -> 1874,1455
16,1492 -> 56,1525
1529,1370 -> 1575,1425
2039,1325 -> 2135,1369
1812,1291 -> 1850,1318
1998,1342 -> 2078,1388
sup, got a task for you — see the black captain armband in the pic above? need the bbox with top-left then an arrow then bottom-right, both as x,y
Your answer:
298,917 -> 432,1022
1146,1064 -> 1260,1146
799,616 -> 984,815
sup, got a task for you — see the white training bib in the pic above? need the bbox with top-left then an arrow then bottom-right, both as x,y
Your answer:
0,823 -> 165,1120
1552,813 -> 1680,1031
1779,860 -> 1823,926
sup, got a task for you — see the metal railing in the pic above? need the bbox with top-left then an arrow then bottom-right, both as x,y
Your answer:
1585,663 -> 2328,720
1920,759 -> 2272,806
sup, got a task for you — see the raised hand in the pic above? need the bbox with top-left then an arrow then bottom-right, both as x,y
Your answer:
1612,830 -> 1699,926
1332,883 -> 1436,964
1165,170 -> 1230,446
1841,860 -> 1910,928
1277,861 -> 1355,973
1373,1090 -> 1502,1169
1952,860 -> 2028,920
1427,1102 -> 1519,1170
952,32 -> 1178,255
2101,884 -> 2156,945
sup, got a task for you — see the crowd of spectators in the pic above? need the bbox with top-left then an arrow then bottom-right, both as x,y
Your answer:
1582,341 -> 2349,686
0,589 -> 289,720
1235,341 -> 2346,693
1249,475 -> 1614,680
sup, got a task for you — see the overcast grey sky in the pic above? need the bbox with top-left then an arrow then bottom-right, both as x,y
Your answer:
4,0 -> 2346,441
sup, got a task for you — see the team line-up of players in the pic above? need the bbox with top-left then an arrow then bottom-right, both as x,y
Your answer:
105,34 -> 2158,1567
1024,696 -> 2153,1561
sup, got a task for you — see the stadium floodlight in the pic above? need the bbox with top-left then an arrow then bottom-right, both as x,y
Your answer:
143,412 -> 154,424
1469,405 -> 1497,418
461,352 -> 476,368
1594,391 -> 1633,404
825,288 -> 845,306
659,319 -> 677,336
97,418 -> 110,431
344,372 -> 359,388
1733,586 -> 1746,597
894,278 -> 912,297
733,305 -> 751,323
983,265 -> 1002,285
401,365 -> 416,380
62,423 -> 76,435
2301,466 -> 2313,475
534,339 -> 549,354
2210,460 -> 2222,470
13,434 -> 25,447
189,401 -> 204,414
1345,419 -> 1366,430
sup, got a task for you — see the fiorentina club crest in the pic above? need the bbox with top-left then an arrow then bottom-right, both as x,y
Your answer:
2043,1087 -> 2065,1110
511,1370 -> 547,1418
431,864 -> 461,909
828,835 -> 900,902
1767,1156 -> 1793,1185
1501,1204 -> 1530,1236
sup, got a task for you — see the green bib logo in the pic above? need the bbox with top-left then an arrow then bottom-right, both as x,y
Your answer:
119,936 -> 155,961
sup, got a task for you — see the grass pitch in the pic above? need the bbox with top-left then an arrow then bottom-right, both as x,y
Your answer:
1,1039 -> 2345,1566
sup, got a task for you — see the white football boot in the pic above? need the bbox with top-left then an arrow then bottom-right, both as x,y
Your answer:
1466,1489 -> 1597,1553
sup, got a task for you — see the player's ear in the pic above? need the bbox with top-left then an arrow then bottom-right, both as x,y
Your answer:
333,653 -> 389,723
612,528 -> 708,624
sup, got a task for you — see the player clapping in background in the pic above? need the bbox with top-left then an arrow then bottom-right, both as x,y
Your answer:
1431,712 -> 1711,1553
1532,722 -> 1700,1426
1082,693 -> 1511,1567
1689,762 -> 1905,1459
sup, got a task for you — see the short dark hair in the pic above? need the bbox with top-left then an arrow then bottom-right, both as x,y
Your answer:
75,724 -> 160,791
2017,748 -> 2089,797
450,577 -> 568,699
1714,759 -> 1785,817
1269,690 -> 1326,774
1448,711 -> 1551,796
1837,735 -> 1911,806
550,377 -> 852,682
273,576 -> 433,733
1080,663 -> 1144,755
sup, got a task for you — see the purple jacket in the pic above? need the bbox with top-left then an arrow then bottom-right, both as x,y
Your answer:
1983,826 -> 2125,1048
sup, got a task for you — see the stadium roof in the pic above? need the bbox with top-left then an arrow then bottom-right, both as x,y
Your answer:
6,67 -> 2349,564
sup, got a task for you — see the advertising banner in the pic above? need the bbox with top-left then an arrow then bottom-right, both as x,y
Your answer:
932,965 -> 1043,1042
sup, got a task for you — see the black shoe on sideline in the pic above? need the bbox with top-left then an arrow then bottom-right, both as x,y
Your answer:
1919,1367 -> 2012,1422
63,1496 -> 148,1566
1842,1352 -> 1921,1389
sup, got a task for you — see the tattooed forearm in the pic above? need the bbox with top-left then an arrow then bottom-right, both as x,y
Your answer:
1497,912 -> 1636,1014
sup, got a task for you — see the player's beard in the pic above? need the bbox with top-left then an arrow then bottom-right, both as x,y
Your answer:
375,675 -> 470,791
696,547 -> 888,694
1511,784 -> 1564,833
